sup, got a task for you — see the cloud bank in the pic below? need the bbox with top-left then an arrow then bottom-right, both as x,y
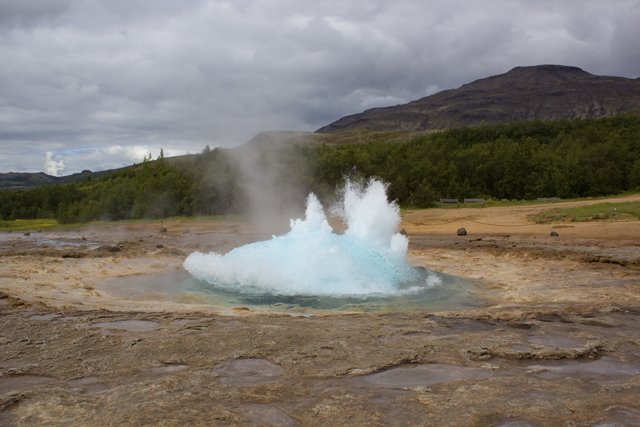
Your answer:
1,0 -> 639,174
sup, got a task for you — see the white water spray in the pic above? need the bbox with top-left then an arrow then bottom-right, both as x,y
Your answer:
184,179 -> 438,295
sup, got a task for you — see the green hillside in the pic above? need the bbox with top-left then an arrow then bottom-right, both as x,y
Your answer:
1,115 -> 640,224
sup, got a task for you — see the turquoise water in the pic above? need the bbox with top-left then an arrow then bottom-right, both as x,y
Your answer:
180,180 -> 482,312
184,267 -> 481,312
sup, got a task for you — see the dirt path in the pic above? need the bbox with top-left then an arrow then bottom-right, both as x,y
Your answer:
403,193 -> 640,239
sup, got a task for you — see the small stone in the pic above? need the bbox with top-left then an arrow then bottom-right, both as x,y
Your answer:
23,232 -> 30,236
550,231 -> 559,236
159,227 -> 167,233
399,228 -> 407,235
156,244 -> 164,249
457,228 -> 467,236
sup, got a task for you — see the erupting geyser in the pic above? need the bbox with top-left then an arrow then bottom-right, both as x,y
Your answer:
184,179 -> 441,296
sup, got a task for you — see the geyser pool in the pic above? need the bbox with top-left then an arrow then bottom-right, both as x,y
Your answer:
181,180 -> 478,311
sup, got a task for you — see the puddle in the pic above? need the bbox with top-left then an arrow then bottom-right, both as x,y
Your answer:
54,316 -> 79,322
526,356 -> 640,385
495,422 -> 538,427
0,375 -> 58,394
29,313 -> 58,320
150,365 -> 188,375
449,321 -> 496,331
242,404 -> 301,427
580,320 -> 616,329
68,376 -> 100,387
351,363 -> 494,388
510,345 -> 534,352
379,337 -> 404,344
219,321 -> 243,327
171,319 -> 196,325
591,407 -> 640,426
214,358 -> 284,386
92,320 -> 160,332
526,336 -> 584,349
403,332 -> 432,337
83,384 -> 109,394
427,316 -> 496,331
95,271 -> 194,302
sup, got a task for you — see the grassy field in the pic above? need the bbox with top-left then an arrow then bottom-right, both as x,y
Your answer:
0,219 -> 58,231
531,201 -> 640,223
0,215 -> 246,231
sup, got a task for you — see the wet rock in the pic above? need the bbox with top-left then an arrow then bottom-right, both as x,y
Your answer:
457,228 -> 467,236
550,231 -> 559,236
61,251 -> 86,259
214,358 -> 284,386
351,363 -> 494,388
243,404 -> 301,427
91,320 -> 160,332
399,228 -> 407,235
95,245 -> 121,253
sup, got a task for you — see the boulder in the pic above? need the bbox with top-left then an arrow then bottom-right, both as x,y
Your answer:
457,228 -> 467,236
550,231 -> 559,236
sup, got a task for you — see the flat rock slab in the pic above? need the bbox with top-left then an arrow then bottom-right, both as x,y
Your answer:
214,358 -> 284,386
351,363 -> 494,388
0,375 -> 58,394
527,336 -> 584,349
91,320 -> 160,332
526,356 -> 640,385
242,404 -> 301,427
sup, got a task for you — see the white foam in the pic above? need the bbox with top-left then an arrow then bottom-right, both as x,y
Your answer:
183,179 -> 425,295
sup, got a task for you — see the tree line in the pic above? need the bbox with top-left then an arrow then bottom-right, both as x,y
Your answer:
1,114 -> 640,224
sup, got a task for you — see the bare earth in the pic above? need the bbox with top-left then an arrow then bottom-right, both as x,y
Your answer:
1,196 -> 640,426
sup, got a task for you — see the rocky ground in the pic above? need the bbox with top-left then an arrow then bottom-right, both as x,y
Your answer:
1,198 -> 640,426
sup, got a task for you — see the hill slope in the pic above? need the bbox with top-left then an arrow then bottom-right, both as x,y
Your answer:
316,65 -> 640,133
0,170 -> 106,191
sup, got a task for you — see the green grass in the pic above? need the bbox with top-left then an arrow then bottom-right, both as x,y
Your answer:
0,219 -> 58,231
531,201 -> 640,223
0,215 -> 248,231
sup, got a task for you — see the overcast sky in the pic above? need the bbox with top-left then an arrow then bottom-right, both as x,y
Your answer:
1,0 -> 639,175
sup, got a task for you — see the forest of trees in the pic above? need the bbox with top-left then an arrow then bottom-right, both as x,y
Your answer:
1,114 -> 640,224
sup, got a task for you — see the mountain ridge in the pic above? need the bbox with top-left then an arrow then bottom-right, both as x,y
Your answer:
316,65 -> 640,133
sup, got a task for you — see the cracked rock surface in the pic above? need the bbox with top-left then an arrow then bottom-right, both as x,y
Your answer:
1,205 -> 640,426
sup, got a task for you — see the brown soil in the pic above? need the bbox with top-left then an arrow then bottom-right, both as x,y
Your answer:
1,196 -> 640,426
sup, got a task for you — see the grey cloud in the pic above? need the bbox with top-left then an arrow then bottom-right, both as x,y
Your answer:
0,0 -> 639,174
